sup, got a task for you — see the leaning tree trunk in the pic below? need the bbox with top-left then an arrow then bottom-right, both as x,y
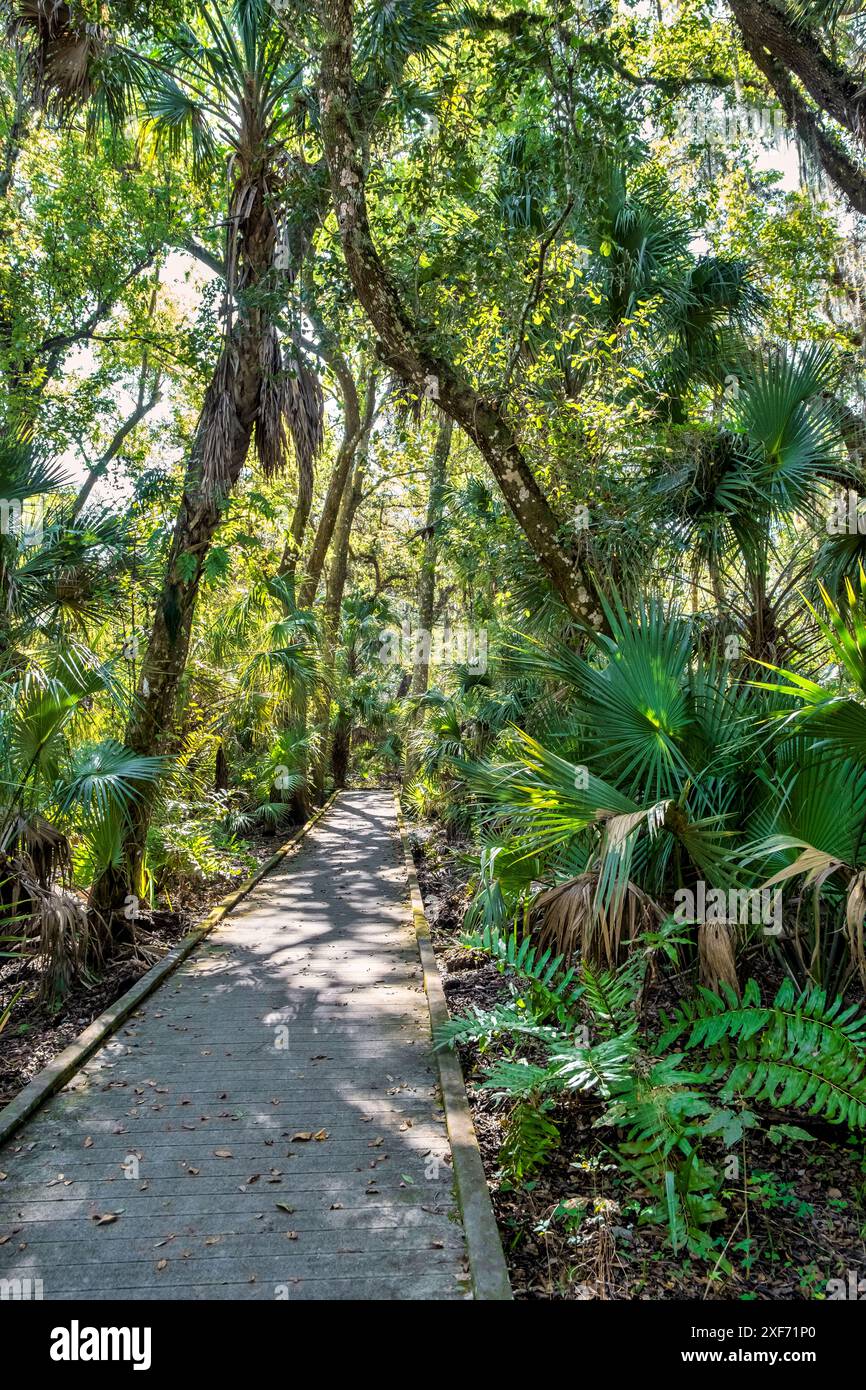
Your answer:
728,0 -> 866,215
88,172 -> 280,933
317,0 -> 601,629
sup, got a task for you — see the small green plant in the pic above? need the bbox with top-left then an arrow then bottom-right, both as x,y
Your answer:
437,924 -> 866,1262
499,1097 -> 561,1179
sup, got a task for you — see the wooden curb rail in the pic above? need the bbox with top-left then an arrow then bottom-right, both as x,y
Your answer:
393,792 -> 513,1302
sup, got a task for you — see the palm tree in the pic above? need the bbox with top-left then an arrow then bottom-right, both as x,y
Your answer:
451,600 -> 773,989
9,0 -> 328,914
647,344 -> 849,660
746,568 -> 866,991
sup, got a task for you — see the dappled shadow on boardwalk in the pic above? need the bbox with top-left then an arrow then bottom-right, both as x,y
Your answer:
0,792 -> 469,1300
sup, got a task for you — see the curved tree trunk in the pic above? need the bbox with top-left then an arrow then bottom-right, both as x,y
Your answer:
729,0 -> 866,215
317,0 -> 601,629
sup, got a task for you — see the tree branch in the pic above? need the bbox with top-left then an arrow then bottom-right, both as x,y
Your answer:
736,24 -> 866,215
729,0 -> 865,140
317,0 -> 600,627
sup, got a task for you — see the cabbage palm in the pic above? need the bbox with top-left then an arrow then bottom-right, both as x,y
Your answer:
649,344 -> 847,658
454,602 -> 771,985
0,658 -> 165,969
14,0 -> 330,912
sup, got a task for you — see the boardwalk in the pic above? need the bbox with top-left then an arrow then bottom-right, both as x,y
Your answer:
0,792 -> 469,1300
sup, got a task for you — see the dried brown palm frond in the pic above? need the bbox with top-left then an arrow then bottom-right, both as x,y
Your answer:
9,1 -> 107,112
284,336 -> 323,481
1,813 -> 71,891
32,881 -> 91,1003
533,871 -> 664,970
254,326 -> 290,480
197,351 -> 237,497
698,920 -> 739,996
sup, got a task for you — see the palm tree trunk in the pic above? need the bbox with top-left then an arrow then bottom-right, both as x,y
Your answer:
411,415 -> 452,697
88,342 -> 263,928
89,177 -> 277,924
317,453 -> 367,793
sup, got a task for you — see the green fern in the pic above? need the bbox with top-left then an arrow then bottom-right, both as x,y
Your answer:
459,922 -> 583,1019
433,1002 -> 561,1051
481,1058 -> 562,1099
438,933 -> 866,1264
552,1031 -> 639,1097
578,958 -> 642,1038
659,978 -> 866,1128
499,1099 -> 561,1179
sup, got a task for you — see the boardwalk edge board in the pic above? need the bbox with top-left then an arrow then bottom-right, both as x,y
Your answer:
393,792 -> 513,1302
0,794 -> 337,1149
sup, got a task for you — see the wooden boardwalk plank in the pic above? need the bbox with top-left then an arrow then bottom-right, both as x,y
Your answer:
0,791 -> 470,1300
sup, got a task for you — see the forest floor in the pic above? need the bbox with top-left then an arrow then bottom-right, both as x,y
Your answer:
0,834 -> 284,1106
411,819 -> 866,1301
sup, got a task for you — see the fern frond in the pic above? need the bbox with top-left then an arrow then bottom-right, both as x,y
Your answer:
659,978 -> 866,1127
579,958 -> 642,1037
432,1002 -> 560,1051
552,1031 -> 639,1097
480,1059 -> 561,1098
499,1100 -> 560,1178
459,922 -> 583,1012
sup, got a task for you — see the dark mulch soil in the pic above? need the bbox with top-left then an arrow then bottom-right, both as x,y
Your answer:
410,820 -> 866,1302
0,830 -> 287,1107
